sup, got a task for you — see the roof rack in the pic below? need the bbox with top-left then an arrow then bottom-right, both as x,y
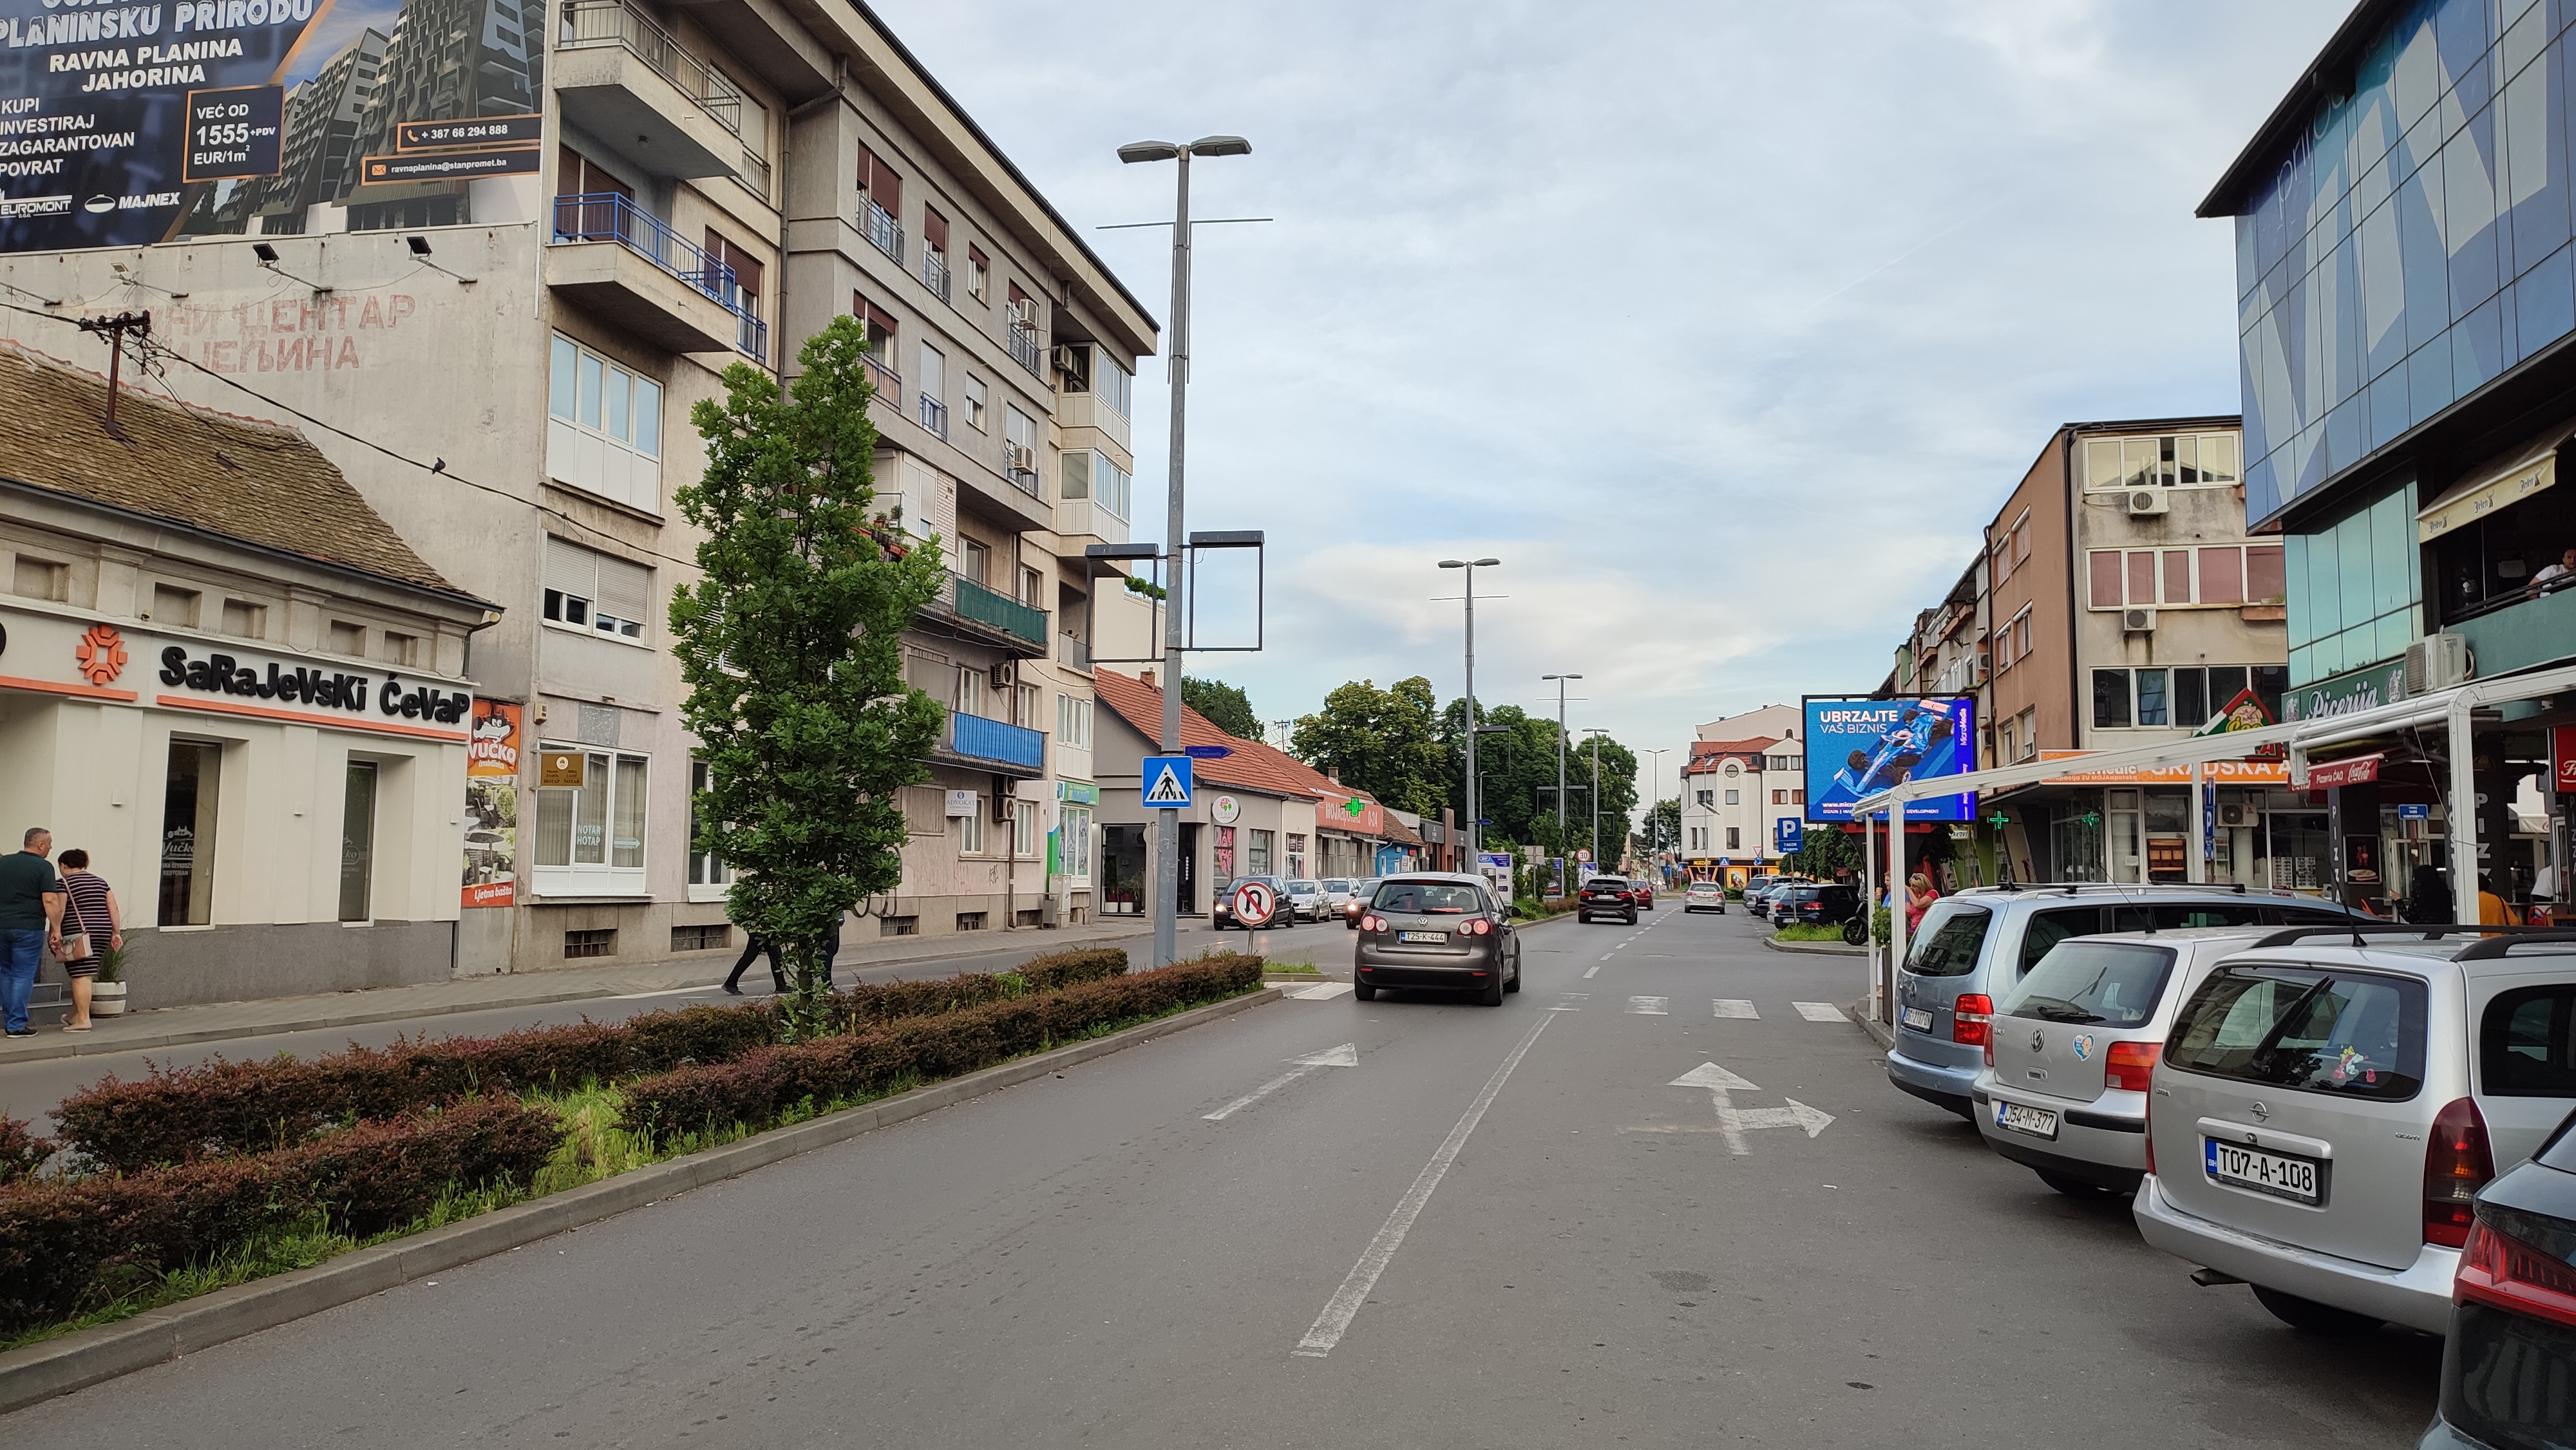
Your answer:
2248,923 -> 2570,951
1971,881 -> 2302,899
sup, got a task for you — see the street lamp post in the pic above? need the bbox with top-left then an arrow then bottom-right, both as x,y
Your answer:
1540,673 -> 1580,865
1642,746 -> 1672,874
1439,558 -> 1501,860
1119,133 -> 1250,971
1584,727 -> 1609,870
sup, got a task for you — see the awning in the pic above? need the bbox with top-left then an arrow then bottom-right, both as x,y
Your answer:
2302,753 -> 2382,789
2419,444 -> 2561,543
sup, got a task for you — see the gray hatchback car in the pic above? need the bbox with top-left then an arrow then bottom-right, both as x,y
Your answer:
1353,873 -> 1521,1005
1889,884 -> 2368,1119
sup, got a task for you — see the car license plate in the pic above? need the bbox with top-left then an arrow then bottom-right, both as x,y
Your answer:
1398,930 -> 1446,944
1994,1101 -> 2059,1140
2204,1138 -> 2323,1205
1902,1008 -> 1933,1033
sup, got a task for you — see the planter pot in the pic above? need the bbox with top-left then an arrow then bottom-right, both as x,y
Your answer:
90,980 -> 127,1017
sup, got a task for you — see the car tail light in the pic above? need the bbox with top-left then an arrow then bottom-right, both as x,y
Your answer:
2458,1216 -> 2576,1328
1951,993 -> 1993,1048
1465,918 -> 1492,936
1359,914 -> 1385,932
2425,1097 -> 2497,1248
1982,1038 -> 1993,1068
2143,1095 -> 2155,1176
2105,1042 -> 2161,1093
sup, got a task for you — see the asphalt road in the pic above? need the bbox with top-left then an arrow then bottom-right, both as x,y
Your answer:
8,906 -> 2441,1447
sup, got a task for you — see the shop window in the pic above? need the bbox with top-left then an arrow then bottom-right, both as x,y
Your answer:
151,583 -> 201,627
12,556 -> 66,602
543,538 -> 651,643
1061,804 -> 1093,879
546,335 -> 664,511
1249,829 -> 1273,875
533,749 -> 649,895
1287,834 -> 1307,878
339,760 -> 377,922
158,739 -> 221,927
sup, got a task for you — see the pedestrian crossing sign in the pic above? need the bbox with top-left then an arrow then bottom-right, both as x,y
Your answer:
1142,755 -> 1194,807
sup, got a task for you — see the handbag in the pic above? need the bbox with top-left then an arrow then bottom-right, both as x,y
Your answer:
53,932 -> 90,963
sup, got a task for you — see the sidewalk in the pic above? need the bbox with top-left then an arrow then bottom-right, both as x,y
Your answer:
1,916 -> 1181,1066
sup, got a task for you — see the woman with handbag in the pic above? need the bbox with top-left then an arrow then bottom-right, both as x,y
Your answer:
52,849 -> 120,1032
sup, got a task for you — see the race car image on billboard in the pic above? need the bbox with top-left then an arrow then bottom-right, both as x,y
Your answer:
1803,696 -> 1977,824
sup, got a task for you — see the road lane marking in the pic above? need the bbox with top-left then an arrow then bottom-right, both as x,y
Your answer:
1582,965 -> 1600,978
1204,1044 -> 1359,1120
1792,1001 -> 1846,1023
1626,996 -> 1669,1015
1289,982 -> 1353,1000
1712,999 -> 1758,1019
1293,1010 -> 1559,1359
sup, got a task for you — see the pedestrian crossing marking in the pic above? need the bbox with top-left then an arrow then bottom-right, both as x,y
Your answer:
1712,999 -> 1758,1019
1792,1001 -> 1845,1023
1626,996 -> 1669,1015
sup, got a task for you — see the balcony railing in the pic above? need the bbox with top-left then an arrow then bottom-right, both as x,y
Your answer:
938,711 -> 1046,773
922,249 -> 952,303
863,198 -> 904,263
934,570 -> 1048,647
735,309 -> 768,364
736,148 -> 771,200
1004,452 -> 1043,500
559,0 -> 744,136
918,394 -> 948,439
1005,318 -> 1041,376
1059,632 -> 1090,670
862,353 -> 901,408
552,191 -> 740,301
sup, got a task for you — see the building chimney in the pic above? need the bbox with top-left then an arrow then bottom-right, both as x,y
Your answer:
1327,767 -> 1340,784
1140,669 -> 1155,688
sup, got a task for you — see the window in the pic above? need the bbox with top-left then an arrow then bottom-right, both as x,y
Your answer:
2081,431 -> 2241,489
1772,790 -> 1786,805
1696,789 -> 1714,807
533,749 -> 650,892
703,229 -> 763,322
2093,666 -> 2287,730
2015,707 -> 2036,761
922,206 -> 950,296
1287,833 -> 1307,878
547,334 -> 663,511
2136,668 -> 2168,726
219,598 -> 265,638
1725,827 -> 1740,850
1057,693 -> 1093,748
2167,966 -> 2426,1100
2016,907 -> 2101,975
1724,789 -> 1740,805
2092,668 -> 2132,729
960,537 -> 989,586
151,583 -> 201,627
328,620 -> 365,656
955,664 -> 987,719
2001,942 -> 2176,1028
564,929 -> 616,959
2087,545 -> 2286,608
1061,804 -> 1093,880
2484,986 -> 2576,1096
1013,799 -> 1038,858
12,556 -> 65,601
673,923 -> 730,952
1004,406 -> 1040,494
688,759 -> 731,892
1248,829 -> 1273,875
1095,352 -> 1132,417
1903,901 -> 1992,977
1019,567 -> 1043,608
1016,682 -> 1040,729
338,760 -> 377,921
1999,716 -> 2017,767
964,374 -> 988,431
158,739 -> 221,927
1065,451 -> 1131,519
542,538 -> 651,643
733,86 -> 769,198
857,145 -> 902,254
1791,789 -> 1804,804
966,245 -> 990,303
918,343 -> 945,433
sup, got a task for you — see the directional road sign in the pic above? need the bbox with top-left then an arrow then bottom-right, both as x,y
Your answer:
1142,755 -> 1194,807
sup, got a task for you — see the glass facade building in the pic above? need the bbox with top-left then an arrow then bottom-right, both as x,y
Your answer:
2234,0 -> 2575,527
2284,479 -> 2425,683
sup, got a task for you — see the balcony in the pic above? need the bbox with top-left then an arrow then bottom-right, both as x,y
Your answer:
2449,583 -> 2576,681
916,570 -> 1050,657
547,193 -> 743,353
1059,632 -> 1091,670
933,711 -> 1046,779
1007,318 -> 1041,377
863,199 -> 905,264
922,249 -> 952,304
918,394 -> 948,440
862,353 -> 901,409
555,0 -> 744,180
735,309 -> 768,365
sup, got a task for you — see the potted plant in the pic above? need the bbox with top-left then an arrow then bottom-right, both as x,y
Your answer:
90,940 -> 128,1017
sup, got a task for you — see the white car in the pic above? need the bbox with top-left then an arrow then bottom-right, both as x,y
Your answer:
1683,881 -> 1727,914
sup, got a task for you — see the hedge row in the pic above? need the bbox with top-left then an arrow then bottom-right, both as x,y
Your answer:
627,954 -> 1264,1144
0,1097 -> 558,1332
58,947 -> 1131,1172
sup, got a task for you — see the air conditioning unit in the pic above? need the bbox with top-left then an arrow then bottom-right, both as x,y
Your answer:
1005,444 -> 1037,476
1051,344 -> 1088,387
992,774 -> 1018,822
2405,631 -> 2472,692
989,659 -> 1016,691
2121,607 -> 2157,633
2126,489 -> 2170,516
2219,804 -> 2252,827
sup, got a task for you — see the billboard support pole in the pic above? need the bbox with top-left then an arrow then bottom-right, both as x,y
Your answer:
1885,802 -> 1907,1025
1862,809 -> 1877,1017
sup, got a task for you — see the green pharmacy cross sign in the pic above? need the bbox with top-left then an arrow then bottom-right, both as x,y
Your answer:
2082,811 -> 2103,828
1987,812 -> 2011,829
1341,798 -> 1367,818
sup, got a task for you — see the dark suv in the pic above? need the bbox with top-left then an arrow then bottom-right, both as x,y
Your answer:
1781,883 -> 1859,928
1578,876 -> 1639,924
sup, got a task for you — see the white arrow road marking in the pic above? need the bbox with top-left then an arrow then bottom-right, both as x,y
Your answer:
1719,1098 -> 1836,1138
1204,1044 -> 1358,1120
1667,1062 -> 1761,1091
1293,1010 -> 1558,1359
1792,1001 -> 1846,1023
1626,996 -> 1669,1015
1711,999 -> 1758,1019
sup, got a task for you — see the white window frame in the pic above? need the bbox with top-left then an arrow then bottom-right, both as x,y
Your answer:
955,665 -> 987,719
546,334 -> 664,513
959,806 -> 985,856
688,758 -> 732,902
542,538 -> 653,646
532,746 -> 651,898
964,374 -> 988,431
1061,802 -> 1093,882
2080,431 -> 2243,492
1012,798 -> 1039,858
1056,692 -> 1092,748
1094,353 -> 1132,418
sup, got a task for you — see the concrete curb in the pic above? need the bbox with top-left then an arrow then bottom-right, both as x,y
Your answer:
1844,998 -> 1895,1050
0,986 -> 1282,1414
1759,934 -> 1868,957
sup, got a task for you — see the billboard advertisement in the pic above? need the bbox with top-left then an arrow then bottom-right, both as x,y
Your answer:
1803,696 -> 1977,824
462,697 -> 518,907
0,0 -> 542,254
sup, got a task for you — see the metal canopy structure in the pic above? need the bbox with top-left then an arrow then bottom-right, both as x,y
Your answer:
1849,659 -> 2576,1022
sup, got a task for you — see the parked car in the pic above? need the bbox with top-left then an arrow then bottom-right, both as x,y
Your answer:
1633,880 -> 1655,910
1781,883 -> 1859,928
1684,881 -> 1727,914
1211,875 -> 1294,931
1320,878 -> 1361,918
1340,878 -> 1383,929
1750,881 -> 1804,921
1353,873 -> 1521,1004
1284,879 -> 1327,922
2420,1103 -> 2576,1449
1745,873 -> 1777,903
1578,876 -> 1639,924
2135,925 -> 2576,1337
1975,927 -> 2284,1198
1887,883 -> 2370,1120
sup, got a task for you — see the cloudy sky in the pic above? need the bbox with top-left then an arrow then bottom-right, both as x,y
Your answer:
875,0 -> 2344,808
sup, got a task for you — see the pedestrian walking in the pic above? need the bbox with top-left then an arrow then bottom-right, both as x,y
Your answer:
722,934 -> 788,995
0,828 -> 64,1037
51,849 -> 121,1032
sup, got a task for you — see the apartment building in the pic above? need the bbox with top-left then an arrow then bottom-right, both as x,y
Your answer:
0,0 -> 1153,988
1676,704 -> 1804,885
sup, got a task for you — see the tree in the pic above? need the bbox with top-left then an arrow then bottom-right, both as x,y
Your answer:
1783,825 -> 1861,882
1290,676 -> 1446,814
670,316 -> 945,1031
1181,676 -> 1260,741
1648,798 -> 1681,856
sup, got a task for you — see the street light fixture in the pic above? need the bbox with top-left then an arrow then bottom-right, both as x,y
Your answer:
1441,558 -> 1502,858
1119,132 -> 1251,971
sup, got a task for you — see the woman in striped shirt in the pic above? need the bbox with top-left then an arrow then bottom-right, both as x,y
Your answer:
53,849 -> 120,1032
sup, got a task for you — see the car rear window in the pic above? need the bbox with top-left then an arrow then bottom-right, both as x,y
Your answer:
2482,986 -> 2576,1098
2001,941 -> 2178,1028
1375,882 -> 1482,914
2165,966 -> 2428,1100
2016,907 -> 2102,975
1904,902 -> 1992,977
1323,880 -> 1354,892
1585,879 -> 1629,890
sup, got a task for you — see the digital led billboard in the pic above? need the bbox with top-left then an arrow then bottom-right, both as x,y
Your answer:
1803,695 -> 1978,824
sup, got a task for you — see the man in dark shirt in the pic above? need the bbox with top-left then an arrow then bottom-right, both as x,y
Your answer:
0,827 -> 64,1037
